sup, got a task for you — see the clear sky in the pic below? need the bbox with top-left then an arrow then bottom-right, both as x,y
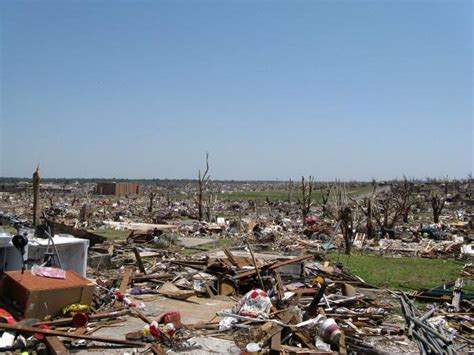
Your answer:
0,0 -> 472,181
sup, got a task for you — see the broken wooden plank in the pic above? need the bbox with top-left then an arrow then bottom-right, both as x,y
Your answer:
219,278 -> 236,296
133,247 -> 147,274
246,241 -> 265,290
293,331 -> 317,350
45,218 -> 106,246
132,273 -> 174,282
44,336 -> 69,355
235,255 -> 313,280
205,283 -> 216,299
131,308 -> 152,324
0,323 -> 146,347
36,309 -> 130,327
269,330 -> 281,355
224,248 -> 241,267
339,333 -> 347,355
157,282 -> 195,300
150,342 -> 166,355
274,271 -> 285,301
119,267 -> 135,294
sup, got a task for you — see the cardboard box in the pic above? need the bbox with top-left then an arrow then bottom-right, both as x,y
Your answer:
0,270 -> 94,320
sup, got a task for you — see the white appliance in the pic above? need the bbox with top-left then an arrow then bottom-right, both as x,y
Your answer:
0,234 -> 89,277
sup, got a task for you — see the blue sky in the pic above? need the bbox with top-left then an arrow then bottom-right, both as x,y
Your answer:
0,0 -> 472,180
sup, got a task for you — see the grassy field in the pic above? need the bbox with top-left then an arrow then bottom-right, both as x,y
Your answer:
177,238 -> 236,256
93,228 -> 131,240
218,185 -> 375,202
0,226 -> 17,235
327,252 -> 465,290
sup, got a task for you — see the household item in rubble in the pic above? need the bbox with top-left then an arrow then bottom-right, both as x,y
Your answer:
28,235 -> 89,277
231,289 -> 272,318
72,313 -> 90,327
0,232 -> 12,246
0,270 -> 94,320
31,265 -> 66,279
63,303 -> 90,316
0,242 -> 26,272
246,342 -> 261,354
0,308 -> 16,324
12,234 -> 28,273
34,224 -> 63,270
319,317 -> 341,344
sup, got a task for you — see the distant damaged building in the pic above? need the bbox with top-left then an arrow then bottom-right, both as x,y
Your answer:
96,182 -> 141,196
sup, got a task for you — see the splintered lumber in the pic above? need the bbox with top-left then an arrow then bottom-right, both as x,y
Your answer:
150,342 -> 167,355
44,336 -> 69,355
158,282 -> 195,300
36,310 -> 130,327
133,247 -> 147,274
281,345 -> 332,354
261,308 -> 296,345
32,166 -> 40,227
219,278 -> 236,296
45,218 -> 107,246
274,271 -> 285,300
0,323 -> 146,347
224,248 -> 241,267
305,281 -> 327,320
131,308 -> 153,324
269,331 -> 281,355
132,273 -> 175,282
119,267 -> 135,294
235,255 -> 313,280
246,241 -> 265,290
292,331 -> 317,350
339,334 -> 347,355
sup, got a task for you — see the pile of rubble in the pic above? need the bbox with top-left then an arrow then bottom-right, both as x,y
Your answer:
0,226 -> 471,354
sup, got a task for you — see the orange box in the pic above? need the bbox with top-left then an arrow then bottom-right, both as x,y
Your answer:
0,270 -> 94,320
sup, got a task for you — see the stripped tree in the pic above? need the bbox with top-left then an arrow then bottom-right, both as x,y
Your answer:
287,178 -> 294,203
352,179 -> 377,239
147,187 -> 158,213
298,176 -> 314,226
389,176 -> 416,223
32,165 -> 41,227
373,193 -> 404,238
196,152 -> 211,221
328,181 -> 353,255
431,182 -> 447,224
431,193 -> 445,223
423,180 -> 448,224
321,186 -> 330,218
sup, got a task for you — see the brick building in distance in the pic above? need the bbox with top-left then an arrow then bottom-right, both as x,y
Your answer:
96,182 -> 141,196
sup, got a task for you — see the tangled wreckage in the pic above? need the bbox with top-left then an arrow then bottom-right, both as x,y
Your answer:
0,175 -> 472,354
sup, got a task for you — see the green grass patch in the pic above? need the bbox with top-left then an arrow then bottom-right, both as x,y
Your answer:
93,228 -> 131,240
326,252 -> 465,290
0,226 -> 17,235
178,238 -> 237,255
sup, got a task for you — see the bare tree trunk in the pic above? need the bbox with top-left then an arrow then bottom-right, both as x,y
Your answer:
205,192 -> 215,222
366,198 -> 373,238
48,193 -> 54,208
340,206 -> 353,255
402,210 -> 409,223
148,192 -> 156,213
299,176 -> 314,227
287,178 -> 293,203
431,196 -> 445,224
196,153 -> 210,221
321,188 -> 330,218
32,166 -> 41,227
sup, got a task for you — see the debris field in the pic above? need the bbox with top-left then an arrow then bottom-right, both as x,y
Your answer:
0,174 -> 472,354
